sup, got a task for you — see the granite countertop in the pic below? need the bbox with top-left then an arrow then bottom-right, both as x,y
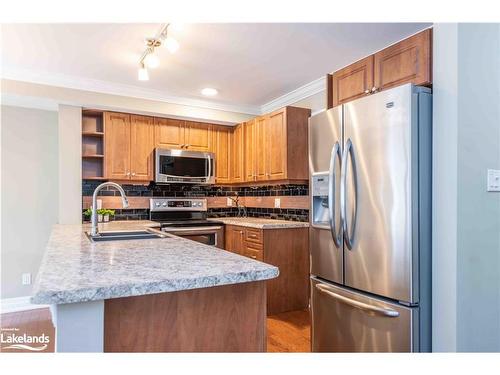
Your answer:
31,220 -> 279,305
209,217 -> 310,229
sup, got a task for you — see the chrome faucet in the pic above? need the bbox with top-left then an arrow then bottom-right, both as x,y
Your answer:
90,182 -> 129,236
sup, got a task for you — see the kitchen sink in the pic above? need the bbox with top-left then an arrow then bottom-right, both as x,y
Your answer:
86,229 -> 168,242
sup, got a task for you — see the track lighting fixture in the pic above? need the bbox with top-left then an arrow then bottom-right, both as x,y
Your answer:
137,23 -> 180,81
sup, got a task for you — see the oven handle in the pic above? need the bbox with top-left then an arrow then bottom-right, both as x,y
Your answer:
161,226 -> 223,232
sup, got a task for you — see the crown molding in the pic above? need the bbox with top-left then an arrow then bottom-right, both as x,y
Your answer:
1,67 -> 327,117
260,77 -> 326,114
1,67 -> 261,116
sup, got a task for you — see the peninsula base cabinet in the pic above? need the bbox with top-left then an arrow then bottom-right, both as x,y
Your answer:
224,225 -> 310,315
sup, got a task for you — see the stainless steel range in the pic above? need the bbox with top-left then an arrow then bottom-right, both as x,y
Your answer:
149,198 -> 224,248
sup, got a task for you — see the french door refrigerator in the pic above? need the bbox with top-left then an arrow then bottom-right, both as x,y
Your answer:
309,84 -> 432,352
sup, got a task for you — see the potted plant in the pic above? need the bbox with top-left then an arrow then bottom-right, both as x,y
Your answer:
100,209 -> 115,222
83,208 -> 115,222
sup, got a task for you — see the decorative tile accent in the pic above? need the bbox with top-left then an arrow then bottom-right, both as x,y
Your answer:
82,180 -> 309,222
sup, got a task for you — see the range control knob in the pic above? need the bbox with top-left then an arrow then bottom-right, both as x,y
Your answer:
155,202 -> 161,207
162,202 -> 167,207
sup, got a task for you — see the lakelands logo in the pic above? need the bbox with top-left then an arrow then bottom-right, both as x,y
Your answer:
1,328 -> 50,351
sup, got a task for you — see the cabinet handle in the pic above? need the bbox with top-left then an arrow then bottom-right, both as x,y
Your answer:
185,144 -> 190,148
364,89 -> 370,94
126,172 -> 131,177
180,144 -> 185,148
371,87 -> 378,93
250,255 -> 257,260
131,172 -> 136,176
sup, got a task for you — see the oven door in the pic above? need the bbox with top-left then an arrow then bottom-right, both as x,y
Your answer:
162,226 -> 224,249
155,148 -> 215,184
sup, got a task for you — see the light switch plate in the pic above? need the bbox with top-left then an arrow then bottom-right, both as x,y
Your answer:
226,197 -> 233,207
22,273 -> 31,285
487,169 -> 500,192
274,198 -> 281,208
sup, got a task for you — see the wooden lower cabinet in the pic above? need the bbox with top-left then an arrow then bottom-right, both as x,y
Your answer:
224,225 -> 309,315
104,281 -> 266,352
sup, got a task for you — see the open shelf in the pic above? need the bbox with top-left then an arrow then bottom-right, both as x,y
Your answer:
82,110 -> 105,181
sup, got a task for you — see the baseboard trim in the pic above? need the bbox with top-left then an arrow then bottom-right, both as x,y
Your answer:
1,296 -> 48,314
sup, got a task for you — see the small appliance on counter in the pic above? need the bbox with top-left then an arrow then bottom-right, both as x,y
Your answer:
149,198 -> 224,248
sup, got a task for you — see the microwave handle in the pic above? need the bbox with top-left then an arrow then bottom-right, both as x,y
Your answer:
206,154 -> 212,183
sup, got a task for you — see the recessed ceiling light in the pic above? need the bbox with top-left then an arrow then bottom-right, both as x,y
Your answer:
143,53 -> 160,68
201,88 -> 218,96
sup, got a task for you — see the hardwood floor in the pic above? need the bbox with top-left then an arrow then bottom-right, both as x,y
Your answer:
267,309 -> 311,352
0,307 -> 310,353
0,308 -> 55,353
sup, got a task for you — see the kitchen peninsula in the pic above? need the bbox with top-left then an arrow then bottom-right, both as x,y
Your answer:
31,221 -> 279,352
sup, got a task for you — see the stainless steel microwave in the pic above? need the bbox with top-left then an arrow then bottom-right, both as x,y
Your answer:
155,148 -> 215,184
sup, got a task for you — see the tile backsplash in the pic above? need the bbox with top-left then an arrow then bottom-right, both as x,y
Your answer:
82,180 -> 309,222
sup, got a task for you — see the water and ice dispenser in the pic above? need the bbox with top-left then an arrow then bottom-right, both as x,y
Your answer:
311,173 -> 330,227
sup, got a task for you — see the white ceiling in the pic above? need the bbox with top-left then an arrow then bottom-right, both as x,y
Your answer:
1,23 -> 431,112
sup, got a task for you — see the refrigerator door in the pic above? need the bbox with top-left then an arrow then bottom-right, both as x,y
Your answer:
309,107 -> 343,284
311,277 -> 418,352
342,84 -> 417,303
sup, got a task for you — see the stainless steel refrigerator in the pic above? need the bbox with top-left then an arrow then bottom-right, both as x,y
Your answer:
309,84 -> 432,352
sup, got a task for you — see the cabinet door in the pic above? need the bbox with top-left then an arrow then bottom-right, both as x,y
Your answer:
331,55 -> 374,106
130,115 -> 154,181
243,120 -> 256,182
255,116 -> 267,181
154,118 -> 185,149
225,225 -> 245,254
184,121 -> 212,151
104,112 -> 130,180
374,29 -> 431,92
232,124 -> 244,183
266,110 -> 287,180
213,125 -> 231,184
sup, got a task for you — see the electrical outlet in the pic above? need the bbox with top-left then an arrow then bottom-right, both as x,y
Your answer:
274,198 -> 281,208
487,169 -> 500,192
227,197 -> 233,207
22,273 -> 32,285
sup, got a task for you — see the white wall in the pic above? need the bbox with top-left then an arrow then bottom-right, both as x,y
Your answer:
58,105 -> 81,224
433,23 -> 500,352
1,105 -> 59,298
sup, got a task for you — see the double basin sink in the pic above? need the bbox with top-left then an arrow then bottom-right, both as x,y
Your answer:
86,228 -> 168,242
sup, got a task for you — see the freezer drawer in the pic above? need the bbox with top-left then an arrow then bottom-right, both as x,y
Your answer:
311,277 -> 418,352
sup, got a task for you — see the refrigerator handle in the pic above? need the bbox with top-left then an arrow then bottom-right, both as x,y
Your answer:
328,141 -> 342,247
315,283 -> 399,317
341,138 -> 358,250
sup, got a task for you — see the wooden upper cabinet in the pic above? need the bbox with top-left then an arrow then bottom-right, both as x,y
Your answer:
105,112 -> 131,180
328,29 -> 432,108
331,55 -> 374,106
374,29 -> 432,92
130,115 -> 154,181
184,121 -> 212,152
266,109 -> 287,180
212,125 -> 231,184
254,116 -> 267,181
155,118 -> 184,149
243,120 -> 256,182
232,124 -> 244,183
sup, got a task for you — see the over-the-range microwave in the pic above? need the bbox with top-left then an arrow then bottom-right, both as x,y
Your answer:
155,148 -> 215,184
